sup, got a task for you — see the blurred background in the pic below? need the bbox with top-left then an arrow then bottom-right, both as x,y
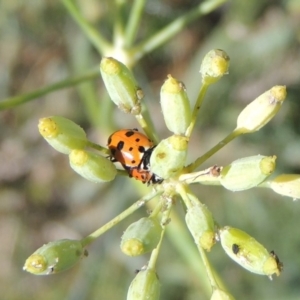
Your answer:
1,0 -> 300,299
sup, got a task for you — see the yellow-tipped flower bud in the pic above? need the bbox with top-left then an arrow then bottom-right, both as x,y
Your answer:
211,289 -> 235,300
121,217 -> 162,256
160,75 -> 192,135
127,267 -> 160,300
150,135 -> 188,179
220,155 -> 276,191
185,199 -> 216,251
236,86 -> 287,133
23,239 -> 87,275
269,174 -> 300,200
69,149 -> 117,183
100,57 -> 142,114
219,227 -> 283,277
200,49 -> 230,85
38,116 -> 87,154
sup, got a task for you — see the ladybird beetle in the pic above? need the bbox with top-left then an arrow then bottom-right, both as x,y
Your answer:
107,129 -> 163,184
107,128 -> 154,169
129,167 -> 163,185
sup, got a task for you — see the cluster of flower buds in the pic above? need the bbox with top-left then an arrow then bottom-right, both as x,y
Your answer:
30,48 -> 292,300
38,116 -> 117,183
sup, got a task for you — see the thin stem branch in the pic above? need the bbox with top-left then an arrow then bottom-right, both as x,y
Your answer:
0,69 -> 99,110
186,129 -> 245,172
86,141 -> 110,155
179,166 -> 221,185
148,196 -> 173,269
176,183 -> 192,208
63,0 -> 111,55
135,113 -> 159,144
113,0 -> 126,47
130,0 -> 228,63
197,245 -> 218,289
165,209 -> 211,296
81,189 -> 162,247
185,83 -> 209,138
125,0 -> 146,48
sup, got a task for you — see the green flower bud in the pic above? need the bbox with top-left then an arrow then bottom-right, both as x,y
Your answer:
269,174 -> 300,200
211,289 -> 235,300
236,86 -> 287,133
150,135 -> 188,179
185,199 -> 216,251
219,227 -> 283,277
38,116 -> 87,154
121,217 -> 162,256
100,57 -> 142,114
69,149 -> 117,183
200,49 -> 230,85
160,75 -> 192,135
127,267 -> 160,300
23,239 -> 87,275
220,155 -> 276,191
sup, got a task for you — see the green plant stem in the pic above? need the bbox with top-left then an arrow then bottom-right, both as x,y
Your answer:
185,82 -> 209,138
0,69 -> 99,110
176,183 -> 192,208
130,0 -> 228,63
148,196 -> 173,270
149,199 -> 163,219
69,35 -> 102,127
166,209 -> 211,296
125,0 -> 146,48
186,128 -> 245,172
80,189 -> 162,247
197,245 -> 218,290
135,113 -> 159,144
257,181 -> 271,188
176,186 -> 230,293
113,0 -> 126,47
179,166 -> 221,185
144,194 -> 212,296
63,0 -> 111,55
86,141 -> 110,155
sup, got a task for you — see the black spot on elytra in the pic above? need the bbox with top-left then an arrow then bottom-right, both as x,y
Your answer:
117,141 -> 124,150
129,147 -> 133,151
138,146 -> 145,153
125,131 -> 135,137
